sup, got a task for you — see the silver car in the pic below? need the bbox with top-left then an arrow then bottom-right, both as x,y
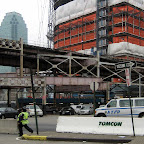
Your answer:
77,105 -> 93,115
26,105 -> 43,117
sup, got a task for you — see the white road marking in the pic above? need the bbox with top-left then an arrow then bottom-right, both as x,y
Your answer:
16,137 -> 27,141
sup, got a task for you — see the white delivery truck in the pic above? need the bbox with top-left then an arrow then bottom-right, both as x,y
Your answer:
94,97 -> 144,118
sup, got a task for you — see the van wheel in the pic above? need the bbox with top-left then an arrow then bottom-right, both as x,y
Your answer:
139,113 -> 144,118
97,113 -> 106,117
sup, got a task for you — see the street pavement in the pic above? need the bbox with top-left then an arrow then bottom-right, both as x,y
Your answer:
22,131 -> 134,143
22,115 -> 144,144
0,115 -> 144,144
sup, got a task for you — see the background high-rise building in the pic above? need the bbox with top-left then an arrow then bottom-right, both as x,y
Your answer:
0,12 -> 28,100
0,11 -> 28,73
0,11 -> 28,44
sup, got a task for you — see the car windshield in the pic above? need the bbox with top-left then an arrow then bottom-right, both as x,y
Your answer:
0,108 -> 6,111
81,106 -> 92,110
29,105 -> 40,109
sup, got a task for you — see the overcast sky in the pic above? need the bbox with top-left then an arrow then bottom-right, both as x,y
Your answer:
0,0 -> 49,47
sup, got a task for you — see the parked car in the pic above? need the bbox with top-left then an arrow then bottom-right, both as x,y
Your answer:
46,106 -> 58,114
0,107 -> 18,119
26,105 -> 43,117
99,105 -> 105,108
59,107 -> 75,115
77,105 -> 94,115
38,105 -> 58,114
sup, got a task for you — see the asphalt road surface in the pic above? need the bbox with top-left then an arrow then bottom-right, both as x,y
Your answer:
27,114 -> 58,132
0,134 -> 121,144
0,115 -> 126,144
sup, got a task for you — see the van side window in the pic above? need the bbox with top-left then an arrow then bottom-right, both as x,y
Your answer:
107,100 -> 117,107
119,100 -> 133,107
135,99 -> 144,106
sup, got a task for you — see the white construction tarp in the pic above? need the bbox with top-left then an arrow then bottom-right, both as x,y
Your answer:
108,42 -> 144,57
56,0 -> 144,25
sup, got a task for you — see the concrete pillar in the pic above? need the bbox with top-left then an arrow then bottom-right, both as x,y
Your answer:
7,89 -> 11,107
42,86 -> 47,115
106,82 -> 110,103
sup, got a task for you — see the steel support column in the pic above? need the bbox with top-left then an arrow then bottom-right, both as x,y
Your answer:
20,38 -> 23,77
7,89 -> 11,107
37,54 -> 39,76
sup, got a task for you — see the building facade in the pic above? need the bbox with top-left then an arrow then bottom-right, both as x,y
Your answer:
0,11 -> 28,44
54,0 -> 144,59
0,12 -> 28,100
0,11 -> 28,73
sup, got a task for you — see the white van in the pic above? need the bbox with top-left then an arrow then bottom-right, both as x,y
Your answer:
94,97 -> 144,118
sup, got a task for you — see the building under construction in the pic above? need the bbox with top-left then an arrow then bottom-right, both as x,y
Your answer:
53,0 -> 144,61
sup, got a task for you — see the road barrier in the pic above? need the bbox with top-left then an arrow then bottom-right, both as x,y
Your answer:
0,119 -> 18,134
56,116 -> 144,136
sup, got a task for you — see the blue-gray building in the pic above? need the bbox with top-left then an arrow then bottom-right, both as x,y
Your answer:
0,11 -> 28,73
0,11 -> 28,43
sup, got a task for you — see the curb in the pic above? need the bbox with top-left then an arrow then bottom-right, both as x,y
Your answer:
22,134 -> 132,143
22,134 -> 47,141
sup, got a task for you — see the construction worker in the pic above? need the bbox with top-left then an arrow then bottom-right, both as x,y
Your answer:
17,106 -> 33,137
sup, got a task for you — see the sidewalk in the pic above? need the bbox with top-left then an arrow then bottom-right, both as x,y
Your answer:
22,131 -> 135,143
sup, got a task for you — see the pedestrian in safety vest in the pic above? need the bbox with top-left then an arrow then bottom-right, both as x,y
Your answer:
17,106 -> 33,137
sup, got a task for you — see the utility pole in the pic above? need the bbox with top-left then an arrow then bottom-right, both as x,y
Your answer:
30,68 -> 39,135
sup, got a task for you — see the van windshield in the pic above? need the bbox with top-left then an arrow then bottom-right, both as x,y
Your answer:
107,100 -> 117,107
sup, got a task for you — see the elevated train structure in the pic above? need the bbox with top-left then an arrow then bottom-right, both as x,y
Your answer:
1,0 -> 144,109
0,38 -> 144,109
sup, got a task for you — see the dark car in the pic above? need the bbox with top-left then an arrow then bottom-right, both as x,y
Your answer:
0,107 -> 18,119
46,106 -> 58,114
59,107 -> 75,115
39,105 -> 58,114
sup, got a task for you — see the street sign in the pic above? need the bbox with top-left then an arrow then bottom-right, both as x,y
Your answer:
90,82 -> 99,91
115,61 -> 137,70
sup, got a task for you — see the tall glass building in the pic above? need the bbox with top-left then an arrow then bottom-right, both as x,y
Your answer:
0,11 -> 28,73
0,11 -> 28,43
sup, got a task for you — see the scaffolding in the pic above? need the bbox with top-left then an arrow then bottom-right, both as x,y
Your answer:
47,0 -> 55,48
53,0 -> 144,62
54,0 -> 109,55
108,2 -> 144,46
54,12 -> 97,53
96,0 -> 109,51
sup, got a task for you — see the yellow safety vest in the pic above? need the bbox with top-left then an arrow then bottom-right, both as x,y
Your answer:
17,112 -> 29,125
17,113 -> 21,122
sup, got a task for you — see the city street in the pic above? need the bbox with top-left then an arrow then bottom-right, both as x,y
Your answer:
27,114 -> 93,132
0,114 -> 119,144
0,134 -> 116,144
28,114 -> 59,132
